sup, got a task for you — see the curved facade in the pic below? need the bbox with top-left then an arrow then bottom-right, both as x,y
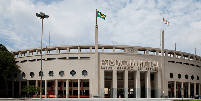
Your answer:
10,44 -> 201,98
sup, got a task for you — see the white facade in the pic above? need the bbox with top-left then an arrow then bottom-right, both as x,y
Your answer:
9,30 -> 201,98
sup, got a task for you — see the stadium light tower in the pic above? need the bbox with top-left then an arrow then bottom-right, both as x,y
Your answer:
36,12 -> 49,99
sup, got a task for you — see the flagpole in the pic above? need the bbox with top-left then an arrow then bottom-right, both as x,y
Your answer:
96,9 -> 97,25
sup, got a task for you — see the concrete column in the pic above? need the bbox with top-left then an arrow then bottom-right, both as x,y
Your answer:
102,47 -> 104,52
45,48 -> 48,54
173,52 -> 176,58
90,79 -> 93,98
78,79 -> 80,98
165,51 -> 168,57
146,49 -> 149,54
45,80 -> 47,98
174,81 -> 176,98
194,83 -> 196,97
27,80 -> 29,96
78,47 -> 80,52
35,80 -> 38,97
124,70 -> 128,98
156,51 -> 158,55
36,50 -> 38,54
12,81 -> 14,98
113,47 -> 115,52
55,79 -> 58,98
19,80 -> 21,97
112,70 -> 117,98
90,47 -> 92,52
188,54 -> 190,60
134,70 -> 141,98
180,54 -> 183,59
19,52 -> 22,56
181,82 -> 183,98
154,70 -> 161,98
67,47 -> 70,52
188,82 -> 190,98
27,51 -> 30,55
56,48 -> 58,53
100,70 -> 105,98
145,71 -> 151,98
66,79 -> 69,98
193,55 -> 196,61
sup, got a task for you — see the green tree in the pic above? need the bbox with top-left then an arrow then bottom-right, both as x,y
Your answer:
0,44 -> 21,97
21,85 -> 43,97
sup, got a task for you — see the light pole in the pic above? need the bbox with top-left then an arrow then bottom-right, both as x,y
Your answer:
36,12 -> 49,99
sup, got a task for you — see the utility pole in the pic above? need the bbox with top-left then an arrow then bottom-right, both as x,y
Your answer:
175,43 -> 176,51
49,31 -> 50,46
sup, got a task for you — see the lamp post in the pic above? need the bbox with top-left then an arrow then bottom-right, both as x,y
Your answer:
36,12 -> 49,99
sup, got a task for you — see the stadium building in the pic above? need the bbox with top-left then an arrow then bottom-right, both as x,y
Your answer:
10,28 -> 201,98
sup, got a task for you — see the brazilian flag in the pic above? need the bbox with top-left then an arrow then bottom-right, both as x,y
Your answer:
97,11 -> 106,20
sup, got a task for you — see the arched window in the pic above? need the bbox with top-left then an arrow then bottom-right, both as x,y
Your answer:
170,73 -> 173,78
178,74 -> 181,79
191,75 -> 194,80
49,71 -> 54,76
30,72 -> 34,78
70,70 -> 76,76
22,72 -> 25,78
197,76 -> 199,80
185,74 -> 188,79
39,71 -> 43,76
82,70 -> 88,76
59,71 -> 64,77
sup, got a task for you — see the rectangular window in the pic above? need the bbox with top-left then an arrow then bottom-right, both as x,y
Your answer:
69,57 -> 78,59
80,57 -> 90,59
73,82 -> 78,87
83,82 -> 89,87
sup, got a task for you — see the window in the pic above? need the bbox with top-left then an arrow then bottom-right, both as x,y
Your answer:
197,76 -> 199,80
73,82 -> 78,87
22,72 -> 25,78
170,73 -> 173,78
39,71 -> 44,76
30,72 -> 34,78
58,57 -> 66,59
49,71 -> 54,76
191,75 -> 194,80
59,71 -> 64,77
70,70 -> 76,76
47,58 -> 56,60
178,74 -> 181,79
69,57 -> 78,59
82,70 -> 88,76
185,74 -> 188,79
83,82 -> 89,87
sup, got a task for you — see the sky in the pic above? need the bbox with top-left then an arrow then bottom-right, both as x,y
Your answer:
0,0 -> 201,56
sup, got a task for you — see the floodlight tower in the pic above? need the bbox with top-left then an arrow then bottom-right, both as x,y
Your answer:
36,12 -> 49,99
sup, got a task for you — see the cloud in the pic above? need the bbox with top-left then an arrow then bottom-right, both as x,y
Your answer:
0,0 -> 201,56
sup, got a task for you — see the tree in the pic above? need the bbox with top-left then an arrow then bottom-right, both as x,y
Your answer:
21,85 -> 43,97
0,44 -> 21,97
